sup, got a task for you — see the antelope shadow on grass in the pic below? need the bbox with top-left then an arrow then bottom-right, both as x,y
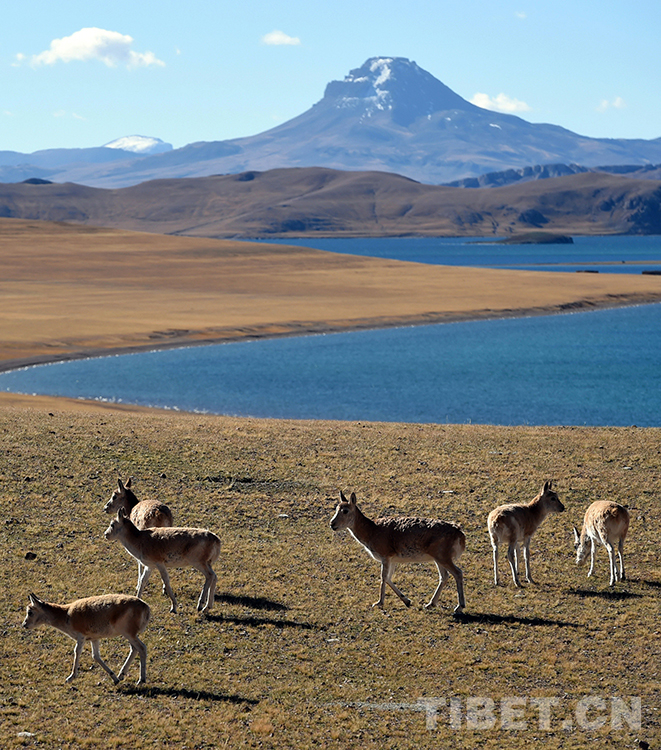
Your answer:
569,587 -> 643,601
120,685 -> 258,704
215,592 -> 288,611
205,612 -> 316,630
453,611 -> 581,628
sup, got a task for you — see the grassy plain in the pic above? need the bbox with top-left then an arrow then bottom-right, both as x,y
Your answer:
1,401 -> 660,749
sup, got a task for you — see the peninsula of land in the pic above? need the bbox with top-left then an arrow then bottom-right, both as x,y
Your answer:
2,217 -> 661,385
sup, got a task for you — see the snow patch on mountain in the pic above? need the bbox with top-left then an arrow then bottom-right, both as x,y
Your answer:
370,57 -> 393,87
103,135 -> 173,155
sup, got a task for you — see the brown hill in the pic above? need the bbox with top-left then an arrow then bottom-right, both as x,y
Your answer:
1,168 -> 661,238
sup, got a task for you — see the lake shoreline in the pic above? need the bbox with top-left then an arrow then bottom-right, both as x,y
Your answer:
2,290 -> 660,376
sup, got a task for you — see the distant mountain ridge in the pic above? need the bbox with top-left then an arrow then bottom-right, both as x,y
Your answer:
2,167 -> 661,238
3,57 -> 661,188
446,162 -> 661,188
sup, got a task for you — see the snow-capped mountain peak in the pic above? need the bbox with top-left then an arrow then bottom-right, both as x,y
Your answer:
321,56 -> 473,126
103,135 -> 173,155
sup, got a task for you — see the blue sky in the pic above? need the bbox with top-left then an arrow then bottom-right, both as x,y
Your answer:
3,0 -> 660,154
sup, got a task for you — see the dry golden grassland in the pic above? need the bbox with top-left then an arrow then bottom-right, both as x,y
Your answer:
1,401 -> 660,749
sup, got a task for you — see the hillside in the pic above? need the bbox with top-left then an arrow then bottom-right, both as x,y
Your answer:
2,168 -> 661,238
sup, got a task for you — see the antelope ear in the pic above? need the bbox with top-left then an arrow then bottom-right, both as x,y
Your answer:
28,593 -> 41,605
349,492 -> 357,505
118,477 -> 125,491
126,477 -> 133,488
117,507 -> 128,519
340,491 -> 347,503
543,480 -> 552,492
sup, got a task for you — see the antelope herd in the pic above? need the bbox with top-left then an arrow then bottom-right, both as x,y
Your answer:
23,475 -> 632,686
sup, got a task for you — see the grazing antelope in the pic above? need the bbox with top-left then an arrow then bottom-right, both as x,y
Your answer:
104,508 -> 221,613
573,500 -> 629,586
330,491 -> 466,613
488,480 -> 564,587
104,477 -> 174,593
22,593 -> 150,685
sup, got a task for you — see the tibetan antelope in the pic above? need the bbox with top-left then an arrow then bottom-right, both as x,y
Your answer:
104,508 -> 221,613
488,480 -> 564,587
22,593 -> 150,685
104,476 -> 174,594
104,476 -> 174,529
330,491 -> 466,613
573,500 -> 629,586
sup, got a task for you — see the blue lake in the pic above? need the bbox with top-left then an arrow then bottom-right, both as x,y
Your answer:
2,235 -> 661,426
2,303 -> 660,427
260,235 -> 661,274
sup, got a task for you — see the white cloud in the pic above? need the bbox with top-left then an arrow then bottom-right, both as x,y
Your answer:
52,110 -> 86,121
597,96 -> 626,112
261,30 -> 301,46
470,92 -> 532,114
515,11 -> 527,19
28,27 -> 165,68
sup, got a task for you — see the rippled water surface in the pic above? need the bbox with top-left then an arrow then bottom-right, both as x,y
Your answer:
2,304 -> 660,426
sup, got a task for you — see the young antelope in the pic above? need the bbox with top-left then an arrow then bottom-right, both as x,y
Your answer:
22,593 -> 150,685
488,480 -> 564,587
104,476 -> 174,594
573,500 -> 629,585
104,508 -> 221,613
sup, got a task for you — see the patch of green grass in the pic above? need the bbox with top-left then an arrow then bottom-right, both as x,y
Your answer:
1,408 -> 660,748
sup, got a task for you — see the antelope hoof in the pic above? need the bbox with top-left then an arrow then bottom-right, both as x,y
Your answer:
402,598 -> 412,608
453,604 -> 465,614
423,601 -> 435,610
372,601 -> 385,609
